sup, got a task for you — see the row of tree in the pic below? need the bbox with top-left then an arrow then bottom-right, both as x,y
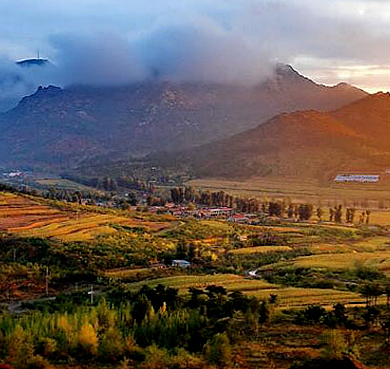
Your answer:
170,187 -> 372,223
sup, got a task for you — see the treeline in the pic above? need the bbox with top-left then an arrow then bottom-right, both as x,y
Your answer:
0,284 -> 272,368
170,187 -> 369,223
0,182 -> 138,208
62,173 -> 157,193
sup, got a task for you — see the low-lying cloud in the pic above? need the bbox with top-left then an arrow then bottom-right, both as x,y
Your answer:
2,0 -> 390,110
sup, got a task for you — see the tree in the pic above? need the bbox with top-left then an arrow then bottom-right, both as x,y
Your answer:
287,204 -> 294,219
316,207 -> 323,222
301,304 -> 326,324
365,210 -> 371,225
176,240 -> 189,260
269,294 -> 278,305
380,313 -> 390,345
362,306 -> 380,328
329,208 -> 334,222
298,204 -> 313,221
269,202 -> 283,217
346,208 -> 356,223
334,205 -> 343,223
383,280 -> 390,308
360,282 -> 382,307
205,333 -> 232,367
78,322 -> 98,355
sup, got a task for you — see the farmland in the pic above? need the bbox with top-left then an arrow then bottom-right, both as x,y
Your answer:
34,178 -> 94,191
276,250 -> 390,274
188,176 -> 390,205
2,189 -> 390,368
125,274 -> 367,309
0,192 -> 172,241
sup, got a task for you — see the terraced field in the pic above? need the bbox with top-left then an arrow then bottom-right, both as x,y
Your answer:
230,245 -> 293,255
127,274 -> 277,293
281,251 -> 390,274
0,192 -> 171,241
126,274 -> 368,308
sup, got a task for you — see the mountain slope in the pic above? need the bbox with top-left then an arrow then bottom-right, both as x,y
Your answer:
179,93 -> 390,179
0,65 -> 367,170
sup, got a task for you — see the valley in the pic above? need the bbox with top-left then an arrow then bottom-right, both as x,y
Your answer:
1,185 -> 390,368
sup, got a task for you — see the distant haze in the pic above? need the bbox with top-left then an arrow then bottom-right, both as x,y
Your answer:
1,0 -> 390,109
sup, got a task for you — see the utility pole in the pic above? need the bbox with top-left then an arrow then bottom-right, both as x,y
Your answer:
45,267 -> 49,296
88,285 -> 94,304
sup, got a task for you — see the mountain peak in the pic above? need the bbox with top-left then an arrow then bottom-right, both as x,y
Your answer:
32,85 -> 63,98
372,91 -> 390,98
333,82 -> 353,89
275,64 -> 303,78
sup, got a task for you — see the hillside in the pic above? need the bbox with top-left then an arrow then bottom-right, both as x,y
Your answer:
174,93 -> 390,179
0,65 -> 367,170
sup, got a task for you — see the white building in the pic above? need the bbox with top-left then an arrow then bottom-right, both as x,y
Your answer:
172,260 -> 191,268
334,174 -> 380,183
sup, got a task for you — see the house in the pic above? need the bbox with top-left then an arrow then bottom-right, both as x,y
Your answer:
228,214 -> 249,223
172,259 -> 191,268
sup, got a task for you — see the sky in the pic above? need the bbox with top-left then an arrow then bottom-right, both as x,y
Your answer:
1,0 -> 390,108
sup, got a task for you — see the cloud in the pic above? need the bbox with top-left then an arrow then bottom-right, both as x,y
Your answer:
0,58 -> 45,111
136,20 -> 273,85
2,0 -> 390,110
49,33 -> 147,86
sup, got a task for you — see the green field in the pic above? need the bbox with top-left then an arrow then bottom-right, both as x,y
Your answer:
35,178 -> 94,191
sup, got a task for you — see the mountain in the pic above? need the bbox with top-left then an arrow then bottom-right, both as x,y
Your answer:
0,65 -> 367,170
175,93 -> 390,179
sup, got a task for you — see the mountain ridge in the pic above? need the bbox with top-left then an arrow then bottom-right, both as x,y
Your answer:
171,93 -> 390,180
0,64 -> 368,172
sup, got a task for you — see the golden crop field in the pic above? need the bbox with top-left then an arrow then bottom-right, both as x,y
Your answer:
230,245 -> 292,255
249,287 -> 374,308
127,274 -> 277,293
0,192 -> 171,241
277,250 -> 390,273
103,267 -> 152,278
126,274 -> 369,308
188,177 -> 390,208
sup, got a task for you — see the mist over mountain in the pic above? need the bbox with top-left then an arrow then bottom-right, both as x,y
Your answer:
0,65 -> 367,172
0,57 -> 54,111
